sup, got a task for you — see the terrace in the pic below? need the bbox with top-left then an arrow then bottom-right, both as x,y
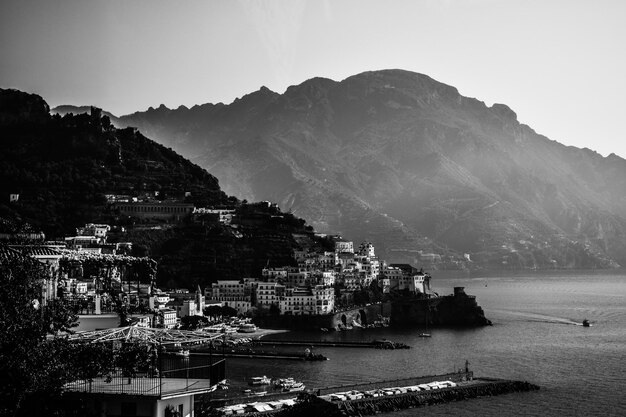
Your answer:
64,326 -> 226,416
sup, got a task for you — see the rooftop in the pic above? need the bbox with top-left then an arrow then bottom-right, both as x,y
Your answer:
64,376 -> 217,399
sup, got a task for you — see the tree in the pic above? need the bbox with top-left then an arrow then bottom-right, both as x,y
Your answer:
180,315 -> 209,330
0,251 -> 79,416
269,303 -> 281,316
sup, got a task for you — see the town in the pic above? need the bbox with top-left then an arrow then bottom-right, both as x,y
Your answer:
2,193 -> 503,417
2,192 -> 434,332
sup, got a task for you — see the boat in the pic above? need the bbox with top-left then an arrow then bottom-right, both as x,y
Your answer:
252,391 -> 267,396
273,377 -> 305,392
418,333 -> 431,338
283,382 -> 305,392
238,323 -> 257,333
273,377 -> 295,388
174,349 -> 190,357
249,376 -> 271,385
320,327 -> 329,332
582,319 -> 590,327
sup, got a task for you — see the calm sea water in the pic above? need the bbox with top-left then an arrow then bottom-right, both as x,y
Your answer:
224,271 -> 626,416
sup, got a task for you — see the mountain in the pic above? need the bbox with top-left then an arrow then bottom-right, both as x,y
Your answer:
111,70 -> 626,269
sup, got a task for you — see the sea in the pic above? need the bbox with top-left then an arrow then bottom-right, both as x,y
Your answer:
223,271 -> 626,416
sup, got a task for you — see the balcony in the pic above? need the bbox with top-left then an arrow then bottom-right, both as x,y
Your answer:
64,358 -> 225,398
65,327 -> 226,399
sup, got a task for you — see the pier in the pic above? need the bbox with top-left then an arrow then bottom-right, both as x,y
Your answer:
190,351 -> 327,361
253,339 -> 410,349
209,371 -> 540,415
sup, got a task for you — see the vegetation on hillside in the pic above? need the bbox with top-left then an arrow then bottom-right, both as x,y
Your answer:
0,88 -> 230,238
0,89 -> 323,289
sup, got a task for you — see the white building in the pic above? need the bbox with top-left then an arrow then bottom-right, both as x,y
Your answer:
358,242 -> 375,259
319,271 -> 336,287
209,279 -> 257,314
158,308 -> 177,329
286,269 -> 312,287
223,300 -> 251,315
255,282 -> 285,308
333,237 -> 354,254
280,285 -> 334,315
262,267 -> 288,282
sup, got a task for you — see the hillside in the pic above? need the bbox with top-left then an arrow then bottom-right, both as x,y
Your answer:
0,89 -> 320,288
105,70 -> 626,269
0,88 -> 230,238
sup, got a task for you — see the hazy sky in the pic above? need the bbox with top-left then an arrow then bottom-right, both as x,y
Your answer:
1,0 -> 625,157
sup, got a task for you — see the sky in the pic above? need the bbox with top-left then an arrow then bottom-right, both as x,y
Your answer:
1,0 -> 625,158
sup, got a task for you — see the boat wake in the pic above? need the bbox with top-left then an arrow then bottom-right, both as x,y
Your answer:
491,309 -> 589,326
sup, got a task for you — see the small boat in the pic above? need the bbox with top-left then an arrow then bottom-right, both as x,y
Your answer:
174,349 -> 190,357
283,382 -> 305,392
249,376 -> 271,385
274,377 -> 305,392
238,323 -> 257,333
273,377 -> 295,388
582,319 -> 590,327
252,391 -> 267,396
418,333 -> 431,338
320,327 -> 329,332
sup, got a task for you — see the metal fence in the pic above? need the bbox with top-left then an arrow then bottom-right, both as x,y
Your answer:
65,354 -> 226,397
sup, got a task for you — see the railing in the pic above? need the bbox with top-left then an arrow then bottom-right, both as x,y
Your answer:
64,355 -> 225,397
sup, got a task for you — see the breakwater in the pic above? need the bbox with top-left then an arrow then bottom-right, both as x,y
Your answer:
224,377 -> 539,417
334,379 -> 539,416
316,371 -> 472,395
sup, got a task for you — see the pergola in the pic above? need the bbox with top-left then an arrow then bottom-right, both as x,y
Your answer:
70,326 -> 225,346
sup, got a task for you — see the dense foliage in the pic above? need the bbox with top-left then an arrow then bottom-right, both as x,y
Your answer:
59,251 -> 157,287
0,251 -> 165,416
0,88 -> 230,239
0,253 -> 78,416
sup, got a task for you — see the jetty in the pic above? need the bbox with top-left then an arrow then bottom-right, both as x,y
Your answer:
192,351 -> 327,361
253,339 -> 410,349
209,370 -> 539,415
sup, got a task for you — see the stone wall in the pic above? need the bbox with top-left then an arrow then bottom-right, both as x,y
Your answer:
255,304 -> 385,330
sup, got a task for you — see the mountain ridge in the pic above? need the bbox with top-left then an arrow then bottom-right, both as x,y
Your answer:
53,70 -> 626,269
